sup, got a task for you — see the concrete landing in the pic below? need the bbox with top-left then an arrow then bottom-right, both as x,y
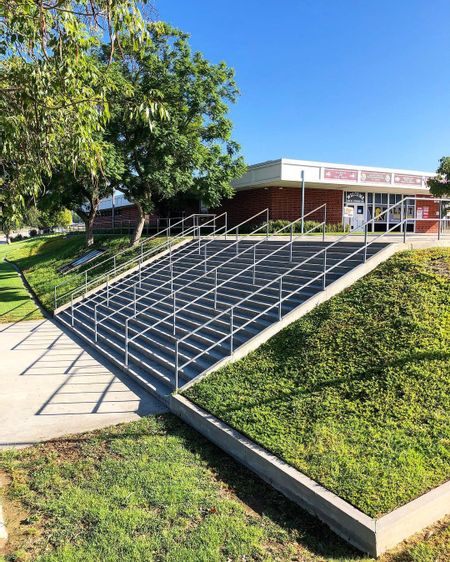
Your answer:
0,319 -> 167,449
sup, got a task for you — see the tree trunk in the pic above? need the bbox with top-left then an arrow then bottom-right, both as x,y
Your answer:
85,212 -> 96,247
131,202 -> 146,246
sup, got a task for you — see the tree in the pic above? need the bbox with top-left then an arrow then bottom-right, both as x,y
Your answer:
428,157 -> 450,198
107,24 -> 246,245
44,142 -> 124,246
1,1 -> 164,219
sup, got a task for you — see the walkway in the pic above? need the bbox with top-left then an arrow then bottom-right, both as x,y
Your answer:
0,318 -> 167,449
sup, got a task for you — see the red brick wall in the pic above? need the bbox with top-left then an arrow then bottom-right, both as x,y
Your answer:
415,195 -> 440,233
215,187 -> 343,226
93,205 -> 154,228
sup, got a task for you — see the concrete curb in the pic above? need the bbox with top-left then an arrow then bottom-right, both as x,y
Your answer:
171,394 -> 450,557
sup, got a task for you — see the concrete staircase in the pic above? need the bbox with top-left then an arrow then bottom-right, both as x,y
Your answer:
56,238 -> 388,404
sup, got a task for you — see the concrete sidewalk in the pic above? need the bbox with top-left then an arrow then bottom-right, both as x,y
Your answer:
0,318 -> 167,449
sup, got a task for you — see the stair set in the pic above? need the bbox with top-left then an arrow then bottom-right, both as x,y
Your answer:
55,204 -> 391,404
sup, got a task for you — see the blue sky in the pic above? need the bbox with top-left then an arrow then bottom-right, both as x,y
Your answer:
158,0 -> 450,172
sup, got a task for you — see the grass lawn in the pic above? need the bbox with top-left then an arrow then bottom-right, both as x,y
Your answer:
0,234 -> 166,315
1,415 -> 450,562
185,248 -> 450,518
0,261 -> 42,323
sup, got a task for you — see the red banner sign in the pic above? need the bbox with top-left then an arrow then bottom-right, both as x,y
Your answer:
360,171 -> 392,184
393,174 -> 422,186
324,168 -> 358,181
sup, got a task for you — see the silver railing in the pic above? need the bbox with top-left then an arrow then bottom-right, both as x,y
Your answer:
122,205 -> 327,369
170,196 -> 450,390
54,213 -> 218,309
90,209 -> 270,335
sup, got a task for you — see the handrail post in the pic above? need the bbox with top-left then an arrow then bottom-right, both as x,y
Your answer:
107,275 -> 110,306
363,224 -> 368,262
403,199 -> 407,243
175,341 -> 179,391
438,200 -> 442,240
236,225 -> 239,255
85,270 -> 88,295
278,277 -> 283,320
290,224 -> 293,261
224,214 -> 228,240
253,245 -> 256,284
54,286 -> 57,310
214,269 -> 218,309
173,291 -> 177,336
141,241 -> 144,261
113,255 -> 116,275
139,259 -> 142,288
71,295 -> 74,326
230,307 -> 234,354
125,320 -> 129,366
168,218 -> 171,239
323,205 -> 327,242
204,242 -> 207,273
134,284 -> 137,316
323,249 -> 327,289
266,208 -> 269,240
94,306 -> 98,342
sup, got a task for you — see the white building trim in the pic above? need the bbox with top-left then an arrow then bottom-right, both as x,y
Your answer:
232,158 -> 435,195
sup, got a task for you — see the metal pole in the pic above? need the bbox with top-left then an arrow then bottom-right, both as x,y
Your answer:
236,226 -> 239,255
290,224 -> 293,261
278,277 -> 283,320
134,284 -> 137,316
94,306 -> 98,342
173,291 -> 176,335
54,286 -> 57,310
175,341 -> 179,391
253,245 -> 256,284
125,320 -> 129,366
85,270 -> 88,294
266,208 -> 269,240
113,255 -> 117,275
71,295 -> 74,326
204,242 -> 207,273
139,260 -> 142,288
363,224 -> 368,262
225,214 -> 228,240
402,199 -> 406,243
323,250 -> 327,289
230,307 -> 234,354
438,200 -> 442,241
301,170 -> 305,235
323,206 -> 327,242
214,269 -> 218,309
107,275 -> 110,306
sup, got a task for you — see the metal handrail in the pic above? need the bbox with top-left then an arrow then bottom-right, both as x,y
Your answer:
54,213 -> 214,308
123,205 -> 327,363
63,213 -> 222,310
93,209 -> 269,332
91,212 -> 228,319
173,196 -> 450,388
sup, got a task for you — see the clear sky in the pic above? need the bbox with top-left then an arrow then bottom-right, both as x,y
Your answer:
157,0 -> 450,172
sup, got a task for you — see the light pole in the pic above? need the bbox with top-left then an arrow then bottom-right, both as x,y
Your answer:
301,170 -> 305,234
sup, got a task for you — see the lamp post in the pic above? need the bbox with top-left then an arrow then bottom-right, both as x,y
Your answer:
301,170 -> 305,234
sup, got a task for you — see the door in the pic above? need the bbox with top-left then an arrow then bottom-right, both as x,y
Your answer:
348,204 -> 366,231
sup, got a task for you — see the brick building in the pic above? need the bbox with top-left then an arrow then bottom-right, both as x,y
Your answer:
217,158 -> 439,233
94,159 -> 442,234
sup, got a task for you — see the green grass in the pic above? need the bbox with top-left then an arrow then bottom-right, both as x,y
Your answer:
0,233 -> 166,315
185,248 -> 450,518
1,415 -> 449,562
0,261 -> 42,323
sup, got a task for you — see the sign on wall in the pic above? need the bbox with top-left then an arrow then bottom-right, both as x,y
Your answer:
324,168 -> 358,181
393,174 -> 422,186
361,171 -> 392,184
345,192 -> 365,203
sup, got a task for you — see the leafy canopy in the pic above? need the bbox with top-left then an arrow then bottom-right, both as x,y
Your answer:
0,0 -> 164,221
107,24 -> 246,222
